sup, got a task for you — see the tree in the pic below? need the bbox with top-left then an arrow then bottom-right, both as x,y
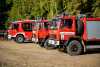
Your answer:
0,0 -> 100,26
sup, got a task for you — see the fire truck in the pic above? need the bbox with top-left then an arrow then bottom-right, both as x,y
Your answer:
32,19 -> 50,46
44,15 -> 100,55
7,20 -> 36,43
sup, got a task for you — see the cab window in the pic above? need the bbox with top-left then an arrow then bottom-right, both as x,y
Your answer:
12,23 -> 19,29
22,23 -> 32,31
61,19 -> 73,28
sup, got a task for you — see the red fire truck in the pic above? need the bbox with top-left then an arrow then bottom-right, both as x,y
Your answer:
44,15 -> 100,55
32,19 -> 50,46
7,20 -> 36,43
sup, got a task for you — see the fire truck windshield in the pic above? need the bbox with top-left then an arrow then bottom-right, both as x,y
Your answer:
50,21 -> 58,30
22,23 -> 32,31
60,19 -> 72,28
50,19 -> 61,30
33,22 -> 39,30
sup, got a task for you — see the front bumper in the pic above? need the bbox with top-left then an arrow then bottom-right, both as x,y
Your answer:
48,39 -> 60,46
8,35 -> 12,40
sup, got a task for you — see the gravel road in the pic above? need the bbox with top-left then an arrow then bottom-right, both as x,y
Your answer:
0,40 -> 100,67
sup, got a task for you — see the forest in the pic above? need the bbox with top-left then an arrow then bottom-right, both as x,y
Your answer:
0,0 -> 100,29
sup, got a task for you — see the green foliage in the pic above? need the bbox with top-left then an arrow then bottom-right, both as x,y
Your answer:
92,0 -> 100,17
0,0 -> 100,22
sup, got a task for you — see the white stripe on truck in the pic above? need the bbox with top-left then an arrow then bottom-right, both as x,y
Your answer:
60,32 -> 75,40
60,32 -> 75,35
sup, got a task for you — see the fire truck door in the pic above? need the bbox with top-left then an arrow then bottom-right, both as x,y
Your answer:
60,19 -> 75,40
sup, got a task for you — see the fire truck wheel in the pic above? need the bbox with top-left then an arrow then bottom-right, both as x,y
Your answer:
16,35 -> 24,43
44,39 -> 56,49
39,39 -> 45,47
67,40 -> 83,56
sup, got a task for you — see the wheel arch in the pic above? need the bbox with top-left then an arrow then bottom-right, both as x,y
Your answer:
64,36 -> 86,52
15,34 -> 25,43
16,34 -> 25,39
16,34 -> 24,37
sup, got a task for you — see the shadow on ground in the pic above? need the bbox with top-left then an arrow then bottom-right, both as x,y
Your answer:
58,48 -> 100,55
85,49 -> 100,55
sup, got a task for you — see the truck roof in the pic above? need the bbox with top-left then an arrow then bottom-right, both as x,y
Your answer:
62,16 -> 75,19
39,19 -> 48,23
11,20 -> 37,23
12,21 -> 23,23
24,20 -> 37,22
86,18 -> 100,21
80,17 -> 100,21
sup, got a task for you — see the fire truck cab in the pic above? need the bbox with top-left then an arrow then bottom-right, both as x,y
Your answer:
44,15 -> 100,55
32,19 -> 49,46
44,16 -> 76,48
7,20 -> 35,43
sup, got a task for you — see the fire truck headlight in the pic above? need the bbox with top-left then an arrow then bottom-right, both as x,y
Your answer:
56,41 -> 60,45
8,35 -> 11,39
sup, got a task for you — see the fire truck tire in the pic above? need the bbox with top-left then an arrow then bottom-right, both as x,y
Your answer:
44,39 -> 56,49
16,35 -> 24,43
67,40 -> 83,56
39,39 -> 45,47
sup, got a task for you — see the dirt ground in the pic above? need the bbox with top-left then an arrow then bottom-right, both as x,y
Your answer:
0,40 -> 100,67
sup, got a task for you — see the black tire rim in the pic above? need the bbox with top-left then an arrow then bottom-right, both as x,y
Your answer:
67,40 -> 82,55
70,44 -> 78,52
44,40 -> 53,49
44,41 -> 50,48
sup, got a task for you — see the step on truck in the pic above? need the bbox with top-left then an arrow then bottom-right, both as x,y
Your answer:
7,20 -> 36,43
44,15 -> 100,56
